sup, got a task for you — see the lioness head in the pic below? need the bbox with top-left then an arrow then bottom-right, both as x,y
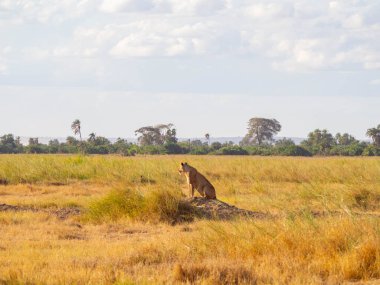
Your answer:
178,162 -> 191,175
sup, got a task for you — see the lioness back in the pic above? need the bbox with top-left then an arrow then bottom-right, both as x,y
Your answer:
194,172 -> 216,199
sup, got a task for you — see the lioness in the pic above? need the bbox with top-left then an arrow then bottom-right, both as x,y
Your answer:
178,162 -> 217,199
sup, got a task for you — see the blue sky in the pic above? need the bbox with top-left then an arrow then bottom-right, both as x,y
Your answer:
0,0 -> 379,139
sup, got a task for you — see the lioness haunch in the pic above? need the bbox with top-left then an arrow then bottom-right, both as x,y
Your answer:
178,162 -> 217,199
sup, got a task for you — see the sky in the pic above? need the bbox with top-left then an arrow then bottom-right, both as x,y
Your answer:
0,0 -> 379,140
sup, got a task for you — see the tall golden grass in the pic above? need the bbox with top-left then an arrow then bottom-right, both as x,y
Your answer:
0,155 -> 379,284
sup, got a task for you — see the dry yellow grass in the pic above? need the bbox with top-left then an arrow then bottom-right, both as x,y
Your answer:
0,155 -> 379,284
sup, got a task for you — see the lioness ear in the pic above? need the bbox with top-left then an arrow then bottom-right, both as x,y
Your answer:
181,162 -> 184,166
184,162 -> 188,165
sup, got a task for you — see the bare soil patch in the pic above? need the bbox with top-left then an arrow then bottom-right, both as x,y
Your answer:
0,203 -> 82,220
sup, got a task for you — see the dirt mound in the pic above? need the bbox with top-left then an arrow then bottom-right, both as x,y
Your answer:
0,203 -> 37,212
52,207 -> 82,220
188,197 -> 268,220
0,203 -> 81,220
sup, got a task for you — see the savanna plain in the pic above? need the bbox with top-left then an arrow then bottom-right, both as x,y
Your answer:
0,155 -> 379,285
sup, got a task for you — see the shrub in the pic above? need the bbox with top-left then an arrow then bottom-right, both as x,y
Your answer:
190,146 -> 209,155
87,189 -> 144,222
274,145 -> 312,156
144,190 -> 194,222
139,145 -> 166,155
244,145 -> 272,156
210,142 -> 222,151
362,145 -> 380,156
215,146 -> 248,155
164,142 -> 184,154
86,145 -> 110,154
329,144 -> 365,156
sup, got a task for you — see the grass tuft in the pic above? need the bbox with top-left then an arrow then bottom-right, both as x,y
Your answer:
87,189 -> 144,222
86,188 -> 194,224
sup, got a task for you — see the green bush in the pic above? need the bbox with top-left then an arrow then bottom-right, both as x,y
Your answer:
165,142 -> 185,154
139,145 -> 166,154
190,146 -> 209,155
216,146 -> 248,155
329,144 -> 366,156
362,145 -> 380,156
274,145 -> 312,156
244,146 -> 272,156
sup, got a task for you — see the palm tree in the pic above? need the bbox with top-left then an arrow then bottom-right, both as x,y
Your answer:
205,133 -> 210,145
366,124 -> 380,146
71,119 -> 82,141
88,132 -> 96,142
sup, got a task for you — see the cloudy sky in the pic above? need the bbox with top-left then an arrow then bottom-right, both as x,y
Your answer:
0,0 -> 379,139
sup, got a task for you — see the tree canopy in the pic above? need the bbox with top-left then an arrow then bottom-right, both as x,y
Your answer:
240,118 -> 281,146
366,125 -> 380,146
135,123 -> 177,146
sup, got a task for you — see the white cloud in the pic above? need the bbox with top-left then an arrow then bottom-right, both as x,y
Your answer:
0,0 -> 95,23
342,14 -> 363,29
99,0 -> 154,13
0,0 -> 379,72
246,2 -> 294,19
334,46 -> 380,69
108,20 -> 221,57
168,0 -> 227,16
74,26 -> 117,45
240,0 -> 380,71
98,0 -> 227,15
110,35 -> 157,57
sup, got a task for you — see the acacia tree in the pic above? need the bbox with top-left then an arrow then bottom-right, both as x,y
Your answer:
135,123 -> 177,146
366,125 -> 380,146
240,117 -> 281,145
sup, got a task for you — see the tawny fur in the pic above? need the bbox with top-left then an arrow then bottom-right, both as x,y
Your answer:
178,162 -> 217,199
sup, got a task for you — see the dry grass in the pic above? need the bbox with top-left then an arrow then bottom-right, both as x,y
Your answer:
0,155 -> 379,284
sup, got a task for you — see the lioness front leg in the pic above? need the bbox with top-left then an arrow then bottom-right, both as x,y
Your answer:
188,184 -> 195,198
200,186 -> 206,197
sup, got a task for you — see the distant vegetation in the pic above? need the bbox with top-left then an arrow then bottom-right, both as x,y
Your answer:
0,118 -> 379,156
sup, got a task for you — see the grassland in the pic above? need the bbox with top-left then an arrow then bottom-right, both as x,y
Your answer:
0,155 -> 379,284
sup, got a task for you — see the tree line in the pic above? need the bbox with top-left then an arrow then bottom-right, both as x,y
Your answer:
0,118 -> 379,156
